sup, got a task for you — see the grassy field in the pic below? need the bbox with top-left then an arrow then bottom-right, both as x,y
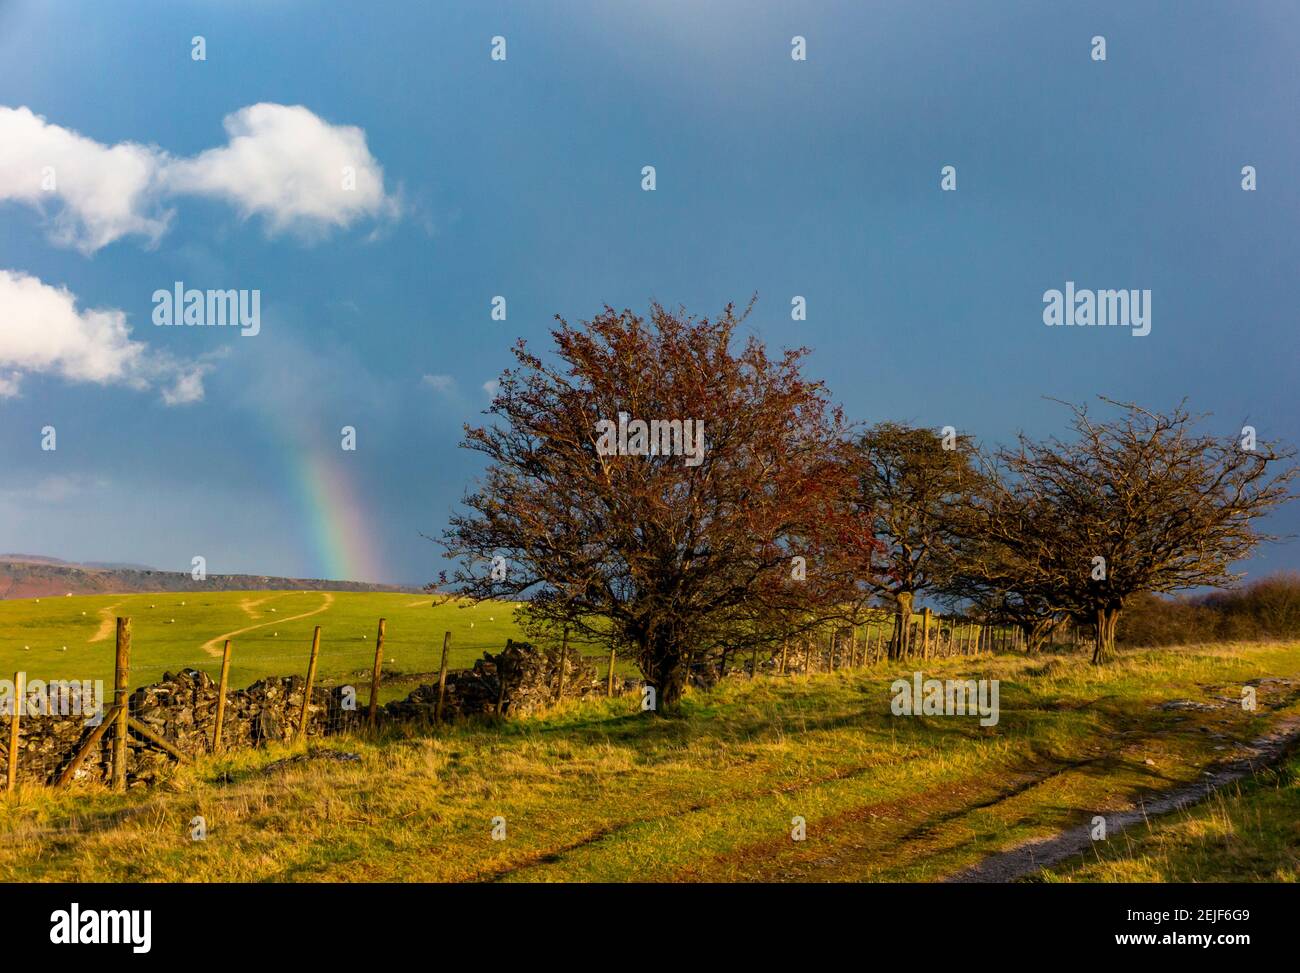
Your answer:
0,591 -> 535,703
1,639 -> 1296,882
1041,752 -> 1300,882
0,591 -> 916,702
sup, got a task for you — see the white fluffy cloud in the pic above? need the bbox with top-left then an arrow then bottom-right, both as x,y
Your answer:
165,104 -> 398,236
0,103 -> 397,253
0,106 -> 171,254
0,269 -> 204,404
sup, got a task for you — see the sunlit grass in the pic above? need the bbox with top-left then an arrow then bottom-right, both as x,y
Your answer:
0,591 -> 535,703
1041,756 -> 1300,882
1,640 -> 1296,882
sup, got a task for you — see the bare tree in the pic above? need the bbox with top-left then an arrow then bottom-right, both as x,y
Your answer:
974,399 -> 1296,663
846,423 -> 985,659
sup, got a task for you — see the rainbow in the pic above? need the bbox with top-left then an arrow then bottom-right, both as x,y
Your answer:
294,448 -> 386,584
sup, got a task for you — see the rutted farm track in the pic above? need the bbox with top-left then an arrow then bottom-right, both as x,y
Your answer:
947,715 -> 1300,882
483,682 -> 1300,883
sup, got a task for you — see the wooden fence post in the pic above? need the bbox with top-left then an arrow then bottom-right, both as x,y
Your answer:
607,648 -> 617,697
55,705 -> 120,788
112,617 -> 131,792
554,626 -> 570,704
922,608 -> 932,660
6,670 -> 21,793
127,717 -> 190,763
212,639 -> 232,753
368,618 -> 386,730
435,631 -> 451,721
296,626 -> 321,744
779,639 -> 789,674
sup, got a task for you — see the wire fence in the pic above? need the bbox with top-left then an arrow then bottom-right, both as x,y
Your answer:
1,609 -> 1055,792
0,617 -> 631,791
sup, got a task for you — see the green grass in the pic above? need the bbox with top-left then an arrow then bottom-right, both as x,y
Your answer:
1,639 -> 1297,882
0,593 -> 996,703
1040,752 -> 1300,882
0,590 -> 535,702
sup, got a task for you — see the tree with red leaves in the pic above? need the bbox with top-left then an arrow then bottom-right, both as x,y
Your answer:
440,302 -> 856,710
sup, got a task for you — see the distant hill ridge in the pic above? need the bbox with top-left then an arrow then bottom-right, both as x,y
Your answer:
0,555 -> 421,598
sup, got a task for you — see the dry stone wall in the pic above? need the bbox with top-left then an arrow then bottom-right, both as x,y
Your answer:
1,641 -> 618,788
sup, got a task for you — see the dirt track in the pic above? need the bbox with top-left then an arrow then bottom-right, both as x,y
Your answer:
88,602 -> 122,643
199,592 -> 335,656
946,715 -> 1300,882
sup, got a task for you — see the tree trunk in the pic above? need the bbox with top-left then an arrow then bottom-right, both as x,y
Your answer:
638,628 -> 691,712
1021,617 -> 1061,654
890,591 -> 914,660
1091,607 -> 1121,664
